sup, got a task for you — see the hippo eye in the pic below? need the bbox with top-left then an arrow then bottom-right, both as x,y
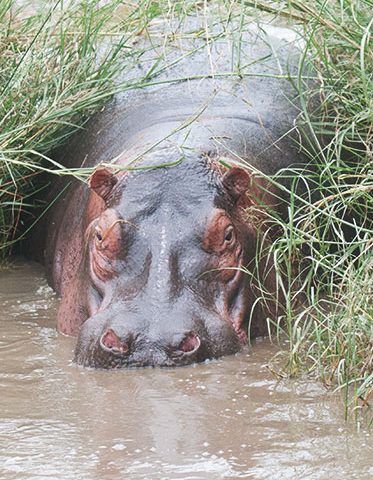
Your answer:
224,226 -> 235,244
95,229 -> 103,242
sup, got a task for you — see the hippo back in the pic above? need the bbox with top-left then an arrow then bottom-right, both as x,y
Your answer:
29,15 -> 307,296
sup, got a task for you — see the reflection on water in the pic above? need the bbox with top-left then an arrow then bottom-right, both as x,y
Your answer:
0,260 -> 372,480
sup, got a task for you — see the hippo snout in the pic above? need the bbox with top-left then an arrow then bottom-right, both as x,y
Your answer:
95,327 -> 202,367
74,306 -> 243,368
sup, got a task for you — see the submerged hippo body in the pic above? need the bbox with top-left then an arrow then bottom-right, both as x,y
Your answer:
33,20 -> 306,367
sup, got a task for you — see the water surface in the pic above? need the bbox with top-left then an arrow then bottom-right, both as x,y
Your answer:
0,260 -> 372,479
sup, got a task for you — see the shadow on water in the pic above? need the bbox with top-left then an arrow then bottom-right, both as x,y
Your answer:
0,259 -> 372,480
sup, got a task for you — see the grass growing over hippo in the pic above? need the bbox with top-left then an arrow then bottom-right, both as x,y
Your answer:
256,0 -> 372,421
0,0 -> 131,254
2,0 -> 372,421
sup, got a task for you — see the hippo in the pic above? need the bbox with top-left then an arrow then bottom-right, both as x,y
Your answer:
29,18 -> 307,367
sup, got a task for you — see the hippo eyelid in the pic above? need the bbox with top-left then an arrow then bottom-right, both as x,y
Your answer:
101,219 -> 123,242
95,228 -> 103,242
223,225 -> 235,243
108,218 -> 138,232
94,218 -> 138,241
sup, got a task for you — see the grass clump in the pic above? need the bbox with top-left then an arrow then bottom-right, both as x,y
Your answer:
0,0 -> 133,254
255,0 -> 372,422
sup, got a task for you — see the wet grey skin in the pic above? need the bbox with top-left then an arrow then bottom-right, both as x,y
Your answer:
74,153 -> 253,368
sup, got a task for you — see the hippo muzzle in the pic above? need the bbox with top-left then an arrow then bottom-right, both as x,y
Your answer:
74,287 -> 243,368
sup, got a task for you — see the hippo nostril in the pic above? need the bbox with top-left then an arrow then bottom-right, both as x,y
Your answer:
100,329 -> 129,355
178,332 -> 201,355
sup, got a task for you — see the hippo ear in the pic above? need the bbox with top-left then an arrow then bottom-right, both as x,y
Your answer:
89,167 -> 118,201
222,167 -> 250,201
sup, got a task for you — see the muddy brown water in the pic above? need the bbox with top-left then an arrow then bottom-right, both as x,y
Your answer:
0,259 -> 372,480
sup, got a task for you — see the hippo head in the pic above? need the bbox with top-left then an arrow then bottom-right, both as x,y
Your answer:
65,150 -> 276,368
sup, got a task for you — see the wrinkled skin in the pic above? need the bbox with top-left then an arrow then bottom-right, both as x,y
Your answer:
68,152 -> 279,368
28,21 -> 305,368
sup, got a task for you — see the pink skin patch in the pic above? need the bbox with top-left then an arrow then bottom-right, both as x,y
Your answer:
178,332 -> 201,354
100,329 -> 129,354
234,326 -> 248,343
